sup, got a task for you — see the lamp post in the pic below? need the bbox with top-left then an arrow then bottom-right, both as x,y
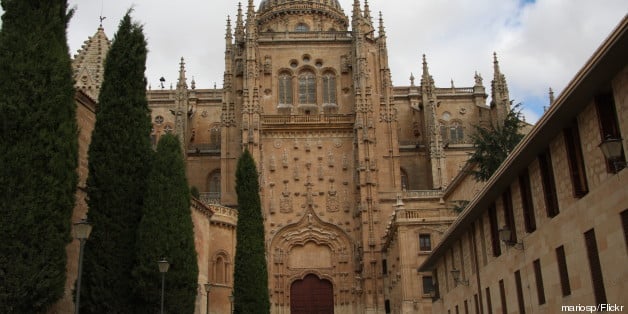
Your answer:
73,218 -> 92,314
229,294 -> 234,314
157,258 -> 170,314
204,283 -> 212,314
599,136 -> 625,173
450,268 -> 469,286
498,225 -> 524,250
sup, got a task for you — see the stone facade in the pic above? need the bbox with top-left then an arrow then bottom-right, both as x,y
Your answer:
419,17 -> 628,314
60,1 -> 528,313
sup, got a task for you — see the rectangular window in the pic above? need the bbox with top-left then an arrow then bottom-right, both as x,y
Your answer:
595,91 -> 624,173
503,188 -> 517,243
433,270 -> 441,299
539,150 -> 559,217
385,300 -> 391,314
584,229 -> 607,305
515,270 -> 526,313
519,169 -> 537,233
474,294 -> 480,314
464,300 -> 469,314
564,120 -> 589,197
479,218 -> 488,265
556,245 -> 571,296
499,279 -> 507,313
485,287 -> 493,314
422,276 -> 434,295
533,259 -> 546,305
489,204 -> 501,257
455,305 -> 459,314
382,259 -> 387,276
420,233 -> 432,251
622,209 -> 628,250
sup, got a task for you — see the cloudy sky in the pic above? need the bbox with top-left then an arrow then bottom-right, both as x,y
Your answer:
2,1 -> 626,123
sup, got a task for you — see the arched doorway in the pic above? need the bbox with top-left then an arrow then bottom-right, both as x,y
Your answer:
290,274 -> 334,314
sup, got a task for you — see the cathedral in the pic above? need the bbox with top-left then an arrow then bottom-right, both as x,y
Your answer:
68,0 -> 517,313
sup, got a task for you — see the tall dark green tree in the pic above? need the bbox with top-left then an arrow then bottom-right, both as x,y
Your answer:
0,1 -> 77,312
468,103 -> 525,181
80,12 -> 152,313
133,134 -> 198,313
233,150 -> 270,314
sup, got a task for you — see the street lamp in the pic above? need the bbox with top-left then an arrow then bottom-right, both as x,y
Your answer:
599,136 -> 625,173
157,258 -> 170,314
229,294 -> 234,314
204,283 -> 212,314
498,225 -> 524,250
450,268 -> 469,286
73,218 -> 92,314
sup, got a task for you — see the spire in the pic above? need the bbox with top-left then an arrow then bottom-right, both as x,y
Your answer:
378,11 -> 386,37
235,2 -> 245,41
493,52 -> 502,78
177,57 -> 187,89
490,52 -> 510,126
352,0 -> 362,19
247,0 -> 255,21
363,0 -> 372,22
72,26 -> 111,100
421,54 -> 430,79
549,87 -> 555,105
225,15 -> 233,41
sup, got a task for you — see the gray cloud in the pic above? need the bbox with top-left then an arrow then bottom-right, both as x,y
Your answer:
2,0 -> 625,123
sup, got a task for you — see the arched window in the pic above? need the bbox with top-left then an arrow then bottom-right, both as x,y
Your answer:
322,72 -> 336,106
298,71 -> 316,105
449,121 -> 464,144
400,168 -> 409,191
210,123 -> 221,148
215,256 -> 225,283
207,170 -> 221,196
278,73 -> 293,107
295,23 -> 309,32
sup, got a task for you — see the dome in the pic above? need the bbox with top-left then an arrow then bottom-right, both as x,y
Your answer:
259,0 -> 343,13
256,0 -> 348,31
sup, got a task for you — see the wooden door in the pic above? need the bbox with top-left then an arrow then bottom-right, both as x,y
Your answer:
290,274 -> 334,314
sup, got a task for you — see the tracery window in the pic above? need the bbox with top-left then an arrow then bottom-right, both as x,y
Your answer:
298,71 -> 316,105
449,121 -> 464,144
278,73 -> 293,106
322,72 -> 337,105
207,170 -> 221,196
210,123 -> 221,148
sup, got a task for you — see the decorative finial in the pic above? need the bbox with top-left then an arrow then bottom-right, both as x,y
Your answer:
451,79 -> 455,89
410,73 -> 415,86
493,52 -> 501,75
378,11 -> 386,36
474,72 -> 483,86
364,0 -> 372,20
549,87 -> 555,105
191,77 -> 196,90
422,54 -> 429,76
99,16 -> 106,28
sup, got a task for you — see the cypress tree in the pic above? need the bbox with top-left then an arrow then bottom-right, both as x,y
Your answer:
133,134 -> 198,313
233,150 -> 270,314
468,103 -> 525,181
0,1 -> 78,312
80,12 -> 152,313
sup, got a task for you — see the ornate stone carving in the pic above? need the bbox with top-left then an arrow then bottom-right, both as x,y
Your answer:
342,154 -> 349,170
327,150 -> 334,167
280,183 -> 293,213
269,155 -> 277,171
318,159 -> 324,181
326,181 -> 339,212
282,149 -> 289,168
